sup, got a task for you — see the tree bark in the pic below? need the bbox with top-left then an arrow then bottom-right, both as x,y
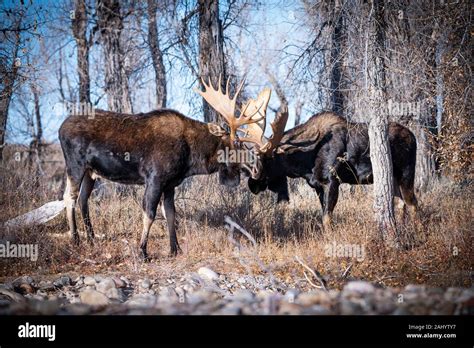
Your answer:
435,31 -> 446,136
198,0 -> 226,123
30,82 -> 44,178
367,0 -> 397,242
294,100 -> 304,126
330,0 -> 345,115
72,0 -> 91,104
147,0 -> 167,108
96,0 -> 132,113
0,17 -> 22,162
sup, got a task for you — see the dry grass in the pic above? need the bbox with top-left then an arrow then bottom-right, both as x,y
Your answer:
0,145 -> 472,290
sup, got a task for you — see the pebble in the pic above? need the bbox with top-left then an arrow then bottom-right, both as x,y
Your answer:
0,272 -> 466,315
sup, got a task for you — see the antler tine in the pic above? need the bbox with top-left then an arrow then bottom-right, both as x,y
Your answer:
233,77 -> 245,102
237,88 -> 272,151
218,74 -> 223,94
225,76 -> 231,96
265,104 -> 289,154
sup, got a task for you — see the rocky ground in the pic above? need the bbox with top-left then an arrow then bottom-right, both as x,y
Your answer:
0,268 -> 473,315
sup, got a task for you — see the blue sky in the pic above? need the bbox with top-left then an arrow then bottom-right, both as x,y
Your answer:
3,0 -> 314,144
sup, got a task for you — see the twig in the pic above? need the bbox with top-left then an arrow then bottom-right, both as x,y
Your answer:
341,263 -> 353,279
295,256 -> 328,292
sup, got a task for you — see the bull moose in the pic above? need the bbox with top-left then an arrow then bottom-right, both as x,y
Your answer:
245,111 -> 418,230
58,77 -> 279,260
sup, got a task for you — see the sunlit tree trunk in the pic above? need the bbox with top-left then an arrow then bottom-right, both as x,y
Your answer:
330,0 -> 345,115
198,0 -> 226,123
96,0 -> 132,113
147,0 -> 167,108
71,0 -> 91,104
0,17 -> 22,162
367,0 -> 397,242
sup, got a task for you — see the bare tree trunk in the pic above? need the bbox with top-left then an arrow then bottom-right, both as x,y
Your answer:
294,100 -> 304,126
96,0 -> 132,113
435,31 -> 446,136
147,0 -> 167,108
198,0 -> 226,123
30,83 -> 44,179
367,0 -> 397,242
330,0 -> 345,115
72,0 -> 91,104
0,18 -> 22,162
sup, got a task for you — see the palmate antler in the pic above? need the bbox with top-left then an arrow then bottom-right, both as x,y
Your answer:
195,75 -> 264,144
241,100 -> 289,157
195,75 -> 288,157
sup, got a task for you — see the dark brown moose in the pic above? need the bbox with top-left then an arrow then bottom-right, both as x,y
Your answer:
246,111 -> 418,230
59,77 -> 274,260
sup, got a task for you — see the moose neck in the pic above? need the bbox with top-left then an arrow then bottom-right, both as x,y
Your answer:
184,125 -> 228,177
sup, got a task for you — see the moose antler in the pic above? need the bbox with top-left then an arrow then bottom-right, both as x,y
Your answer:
238,88 -> 271,147
195,75 -> 264,143
265,104 -> 289,154
241,101 -> 288,156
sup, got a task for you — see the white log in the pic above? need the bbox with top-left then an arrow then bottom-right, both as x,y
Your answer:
4,200 -> 65,229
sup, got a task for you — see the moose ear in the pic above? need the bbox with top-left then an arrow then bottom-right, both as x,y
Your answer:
207,123 -> 227,137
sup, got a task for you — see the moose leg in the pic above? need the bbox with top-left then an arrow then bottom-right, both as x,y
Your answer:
400,183 -> 418,221
140,181 -> 162,261
163,187 -> 181,256
322,180 -> 340,231
314,183 -> 325,211
64,175 -> 82,245
78,172 -> 96,244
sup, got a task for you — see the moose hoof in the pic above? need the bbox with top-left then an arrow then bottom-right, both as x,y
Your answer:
169,245 -> 182,257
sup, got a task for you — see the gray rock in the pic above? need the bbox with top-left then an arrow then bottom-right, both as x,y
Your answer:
301,305 -> 333,315
404,284 -> 426,293
120,276 -> 130,286
112,277 -> 126,288
217,303 -> 242,315
232,289 -> 254,302
29,299 -> 60,315
0,288 -> 26,303
105,287 -> 126,302
284,289 -> 300,303
58,276 -> 72,287
198,267 -> 219,281
79,290 -> 110,306
278,301 -> 303,315
12,276 -> 34,287
343,281 -> 375,295
83,276 -> 96,286
139,279 -> 152,290
38,281 -> 55,292
158,287 -> 178,302
126,294 -> 157,307
297,291 -> 330,306
96,278 -> 116,294
63,303 -> 92,315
